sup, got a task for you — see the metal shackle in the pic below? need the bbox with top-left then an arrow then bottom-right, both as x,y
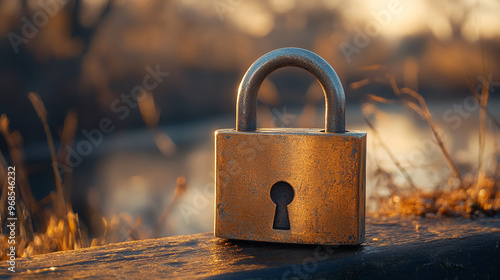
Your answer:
236,47 -> 346,133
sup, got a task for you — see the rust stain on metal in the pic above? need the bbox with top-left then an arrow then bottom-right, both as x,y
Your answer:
215,48 -> 366,245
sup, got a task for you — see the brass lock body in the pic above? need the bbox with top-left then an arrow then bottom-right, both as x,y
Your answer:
215,48 -> 366,245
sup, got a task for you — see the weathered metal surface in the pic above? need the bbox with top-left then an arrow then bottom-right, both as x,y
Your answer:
236,47 -> 345,133
215,129 -> 366,245
6,216 -> 500,279
215,48 -> 366,245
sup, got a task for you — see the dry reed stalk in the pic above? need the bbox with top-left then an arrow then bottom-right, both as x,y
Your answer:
466,76 -> 499,201
28,92 -> 66,217
466,76 -> 500,129
57,110 -> 78,204
477,25 -> 488,191
353,70 -> 465,189
352,65 -> 499,217
399,86 -> 465,190
1,94 -> 90,259
476,75 -> 489,193
2,92 -> 184,257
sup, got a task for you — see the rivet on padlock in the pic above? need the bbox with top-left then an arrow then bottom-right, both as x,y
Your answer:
214,47 -> 366,245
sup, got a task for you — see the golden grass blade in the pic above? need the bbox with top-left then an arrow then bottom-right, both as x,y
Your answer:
400,88 -> 431,116
350,78 -> 371,89
28,92 -> 66,217
0,114 -> 8,132
403,101 -> 426,120
465,76 -> 500,129
57,111 -> 78,204
366,94 -> 396,104
386,74 -> 401,96
28,92 -> 47,123
59,111 -> 78,156
477,74 -> 490,192
138,92 -> 160,128
398,88 -> 464,190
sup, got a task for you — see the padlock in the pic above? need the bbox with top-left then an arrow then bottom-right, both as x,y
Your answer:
214,48 -> 366,245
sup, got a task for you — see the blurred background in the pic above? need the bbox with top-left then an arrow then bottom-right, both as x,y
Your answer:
1,0 -> 499,244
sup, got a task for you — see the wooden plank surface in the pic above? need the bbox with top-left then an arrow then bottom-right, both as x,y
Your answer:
2,216 -> 499,279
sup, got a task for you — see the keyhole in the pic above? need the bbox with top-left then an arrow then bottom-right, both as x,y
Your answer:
270,181 -> 294,230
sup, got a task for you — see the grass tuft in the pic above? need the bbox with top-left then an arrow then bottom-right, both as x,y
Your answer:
1,93 -> 184,260
355,68 -> 499,218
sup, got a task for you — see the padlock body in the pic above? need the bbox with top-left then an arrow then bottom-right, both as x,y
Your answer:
215,128 -> 366,245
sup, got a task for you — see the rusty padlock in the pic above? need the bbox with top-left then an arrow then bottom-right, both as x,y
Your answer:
214,48 -> 366,245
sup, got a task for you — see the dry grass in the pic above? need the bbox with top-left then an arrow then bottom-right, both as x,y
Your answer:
0,95 -> 87,259
354,67 -> 499,218
0,92 -> 184,260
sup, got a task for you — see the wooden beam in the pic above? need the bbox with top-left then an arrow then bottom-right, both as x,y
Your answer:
5,216 -> 500,279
